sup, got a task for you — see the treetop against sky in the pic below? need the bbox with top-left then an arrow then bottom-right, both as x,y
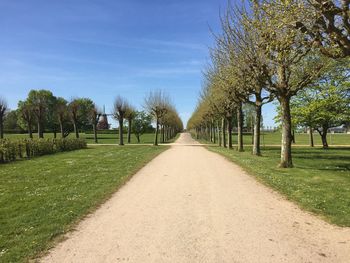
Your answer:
0,0 -> 277,127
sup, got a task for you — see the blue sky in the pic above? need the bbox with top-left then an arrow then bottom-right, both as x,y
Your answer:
0,0 -> 277,127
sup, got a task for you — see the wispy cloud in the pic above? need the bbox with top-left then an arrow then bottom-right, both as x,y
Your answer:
50,35 -> 207,54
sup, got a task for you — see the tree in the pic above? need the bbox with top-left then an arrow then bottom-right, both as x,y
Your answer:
132,111 -> 153,143
251,3 -> 327,167
144,91 -> 169,146
219,4 -> 274,155
68,98 -> 94,138
17,101 -> 35,138
292,83 -> 350,148
3,110 -> 22,133
68,99 -> 81,138
125,105 -> 136,144
27,90 -> 56,138
56,97 -> 69,138
89,104 -> 101,143
0,97 -> 8,139
113,96 -> 128,146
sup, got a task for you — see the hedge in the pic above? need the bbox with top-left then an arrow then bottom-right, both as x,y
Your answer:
0,138 -> 87,163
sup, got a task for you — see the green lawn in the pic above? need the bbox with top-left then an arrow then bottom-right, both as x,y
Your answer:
0,145 -> 168,262
196,132 -> 350,146
3,132 -> 174,144
208,146 -> 350,227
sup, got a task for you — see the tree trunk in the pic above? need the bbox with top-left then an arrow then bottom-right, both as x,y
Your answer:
38,121 -> 44,138
28,121 -> 33,139
279,96 -> 293,168
251,118 -> 254,145
127,118 -> 132,143
213,122 -> 216,144
309,127 -> 314,147
252,105 -> 262,156
60,121 -> 64,138
292,130 -> 296,144
218,120 -> 222,146
136,134 -> 140,143
237,105 -> 244,152
227,116 -> 233,149
162,125 -> 165,143
154,120 -> 159,146
93,123 -> 98,143
53,130 -> 57,139
73,121 -> 79,138
119,118 -> 124,145
222,117 -> 227,148
321,125 -> 329,148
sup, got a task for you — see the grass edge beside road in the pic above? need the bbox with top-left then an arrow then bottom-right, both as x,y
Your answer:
0,145 -> 169,263
205,145 -> 350,227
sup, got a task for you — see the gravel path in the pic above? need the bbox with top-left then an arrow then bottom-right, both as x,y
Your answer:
42,133 -> 350,263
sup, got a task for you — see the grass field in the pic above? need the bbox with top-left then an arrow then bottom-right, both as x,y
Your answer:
0,145 -> 168,262
208,146 -> 350,227
195,131 -> 350,146
3,132 -> 177,144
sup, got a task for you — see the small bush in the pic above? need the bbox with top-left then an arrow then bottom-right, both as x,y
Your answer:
0,138 -> 86,163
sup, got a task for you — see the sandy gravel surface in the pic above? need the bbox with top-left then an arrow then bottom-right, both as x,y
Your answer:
42,133 -> 350,263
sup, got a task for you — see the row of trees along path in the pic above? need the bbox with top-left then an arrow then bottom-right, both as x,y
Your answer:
187,0 -> 350,168
0,90 -> 183,145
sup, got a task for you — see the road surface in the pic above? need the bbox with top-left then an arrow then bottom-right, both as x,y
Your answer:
42,133 -> 350,263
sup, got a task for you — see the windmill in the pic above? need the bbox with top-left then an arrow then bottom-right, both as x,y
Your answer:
97,105 -> 111,130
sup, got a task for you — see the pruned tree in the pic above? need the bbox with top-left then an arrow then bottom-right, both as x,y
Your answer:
125,104 -> 136,144
113,96 -> 128,146
250,3 -> 328,167
89,104 -> 101,143
27,90 -> 56,138
0,97 -> 8,139
56,97 -> 69,138
68,98 -> 94,139
144,91 -> 169,146
218,4 -> 274,155
68,99 -> 81,138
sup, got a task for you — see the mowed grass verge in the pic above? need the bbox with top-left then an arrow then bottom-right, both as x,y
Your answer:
194,132 -> 350,146
3,133 -> 173,145
208,146 -> 350,227
0,145 -> 168,262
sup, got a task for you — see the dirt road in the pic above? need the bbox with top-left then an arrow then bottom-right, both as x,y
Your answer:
42,133 -> 350,263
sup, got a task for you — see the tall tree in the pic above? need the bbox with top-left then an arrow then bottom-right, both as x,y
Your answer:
56,97 -> 69,138
144,91 -> 169,146
125,105 -> 136,144
68,99 -> 81,138
68,98 -> 94,138
251,3 -> 327,167
113,96 -> 128,146
27,90 -> 55,138
89,104 -> 101,144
